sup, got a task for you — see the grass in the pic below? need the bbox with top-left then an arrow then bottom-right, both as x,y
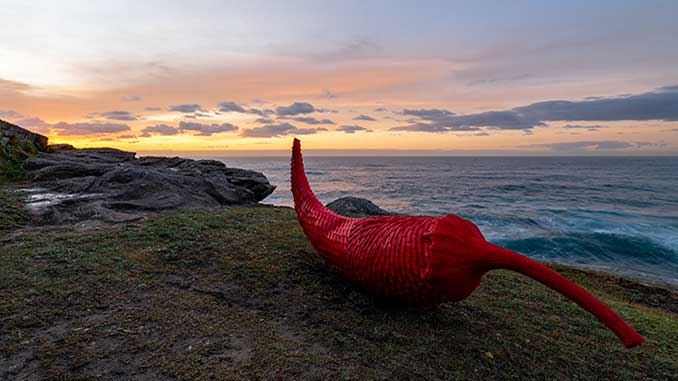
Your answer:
0,197 -> 676,379
0,184 -> 30,233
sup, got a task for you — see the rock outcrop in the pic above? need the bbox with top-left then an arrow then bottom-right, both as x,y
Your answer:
23,148 -> 276,224
326,196 -> 395,218
0,119 -> 48,149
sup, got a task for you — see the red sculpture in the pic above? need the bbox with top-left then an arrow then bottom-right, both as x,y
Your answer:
291,138 -> 643,348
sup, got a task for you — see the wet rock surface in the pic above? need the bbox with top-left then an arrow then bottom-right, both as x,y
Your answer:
326,196 -> 396,218
23,148 -> 276,224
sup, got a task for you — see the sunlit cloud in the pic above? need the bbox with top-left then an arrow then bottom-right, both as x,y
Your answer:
169,104 -> 203,113
140,124 -> 179,137
178,121 -> 238,136
337,125 -> 372,134
241,123 -> 327,138
217,101 -> 247,113
562,124 -> 607,131
217,101 -> 273,116
0,78 -> 34,94
0,110 -> 24,119
52,122 -> 131,136
276,102 -> 316,116
392,86 -> 678,133
353,114 -> 376,121
95,110 -> 139,121
121,95 -> 141,102
287,117 -> 335,125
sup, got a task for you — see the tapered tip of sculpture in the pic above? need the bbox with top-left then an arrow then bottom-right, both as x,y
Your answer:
622,331 -> 645,348
485,243 -> 644,348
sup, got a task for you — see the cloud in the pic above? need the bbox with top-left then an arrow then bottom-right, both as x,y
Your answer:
353,114 -> 376,121
12,117 -> 51,133
121,95 -> 141,102
51,122 -> 131,136
14,117 -> 46,126
449,110 -> 544,130
218,101 -> 274,116
374,107 -> 387,112
97,110 -> 138,121
0,110 -> 24,119
0,78 -> 33,94
182,111 -> 214,119
140,124 -> 180,137
317,39 -> 381,61
144,106 -> 162,111
169,104 -> 203,113
288,117 -> 335,125
512,85 -> 678,122
391,123 -> 477,133
276,102 -> 315,116
217,101 -> 247,113
466,73 -> 530,87
525,140 -> 666,152
562,124 -> 607,131
178,121 -> 238,136
337,125 -> 372,134
117,134 -> 137,139
562,124 -> 606,129
391,110 -> 539,132
5,113 -> 131,136
254,118 -> 275,124
401,109 -> 456,121
393,85 -> 678,133
395,109 -> 464,131
241,122 -> 327,138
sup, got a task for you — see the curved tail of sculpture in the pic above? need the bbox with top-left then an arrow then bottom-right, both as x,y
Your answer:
291,138 -> 325,216
291,138 -> 351,263
484,242 -> 644,347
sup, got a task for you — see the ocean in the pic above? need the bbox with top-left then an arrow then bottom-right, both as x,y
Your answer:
210,156 -> 678,284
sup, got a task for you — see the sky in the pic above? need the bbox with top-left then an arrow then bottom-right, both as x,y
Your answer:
1,0 -> 678,155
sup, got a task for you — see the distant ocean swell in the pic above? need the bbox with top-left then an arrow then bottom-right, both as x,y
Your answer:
208,156 -> 678,284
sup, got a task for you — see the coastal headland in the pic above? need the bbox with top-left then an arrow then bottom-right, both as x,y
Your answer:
1,125 -> 676,379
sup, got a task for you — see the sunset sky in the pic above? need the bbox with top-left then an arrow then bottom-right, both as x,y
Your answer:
1,0 -> 677,155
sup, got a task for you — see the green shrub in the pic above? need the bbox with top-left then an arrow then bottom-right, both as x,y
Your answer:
0,141 -> 37,180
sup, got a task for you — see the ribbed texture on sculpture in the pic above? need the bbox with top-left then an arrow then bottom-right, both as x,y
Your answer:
291,138 -> 643,348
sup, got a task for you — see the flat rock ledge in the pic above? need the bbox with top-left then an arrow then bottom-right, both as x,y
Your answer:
22,148 -> 276,224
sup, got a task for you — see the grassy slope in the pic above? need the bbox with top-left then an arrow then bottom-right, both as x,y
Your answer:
0,204 -> 677,379
0,184 -> 30,233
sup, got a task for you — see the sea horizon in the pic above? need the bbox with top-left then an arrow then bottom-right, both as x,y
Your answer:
142,150 -> 678,157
